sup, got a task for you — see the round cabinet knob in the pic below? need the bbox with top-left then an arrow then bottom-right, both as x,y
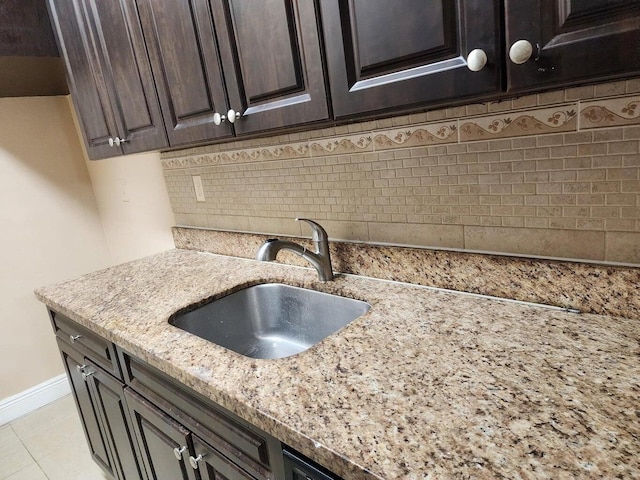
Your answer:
509,39 -> 533,64
75,364 -> 87,373
69,334 -> 82,344
213,112 -> 226,126
189,454 -> 205,470
81,370 -> 95,380
173,446 -> 187,460
226,109 -> 242,123
467,48 -> 488,72
108,137 -> 114,147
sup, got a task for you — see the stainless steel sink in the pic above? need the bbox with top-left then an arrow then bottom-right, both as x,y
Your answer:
169,283 -> 371,359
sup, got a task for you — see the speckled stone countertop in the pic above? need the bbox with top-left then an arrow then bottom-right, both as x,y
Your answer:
35,250 -> 639,479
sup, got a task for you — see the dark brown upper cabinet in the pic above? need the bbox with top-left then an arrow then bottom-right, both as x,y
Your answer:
48,0 -> 167,159
136,0 -> 234,146
209,0 -> 329,135
505,0 -> 640,92
319,0 -> 503,119
137,0 -> 329,147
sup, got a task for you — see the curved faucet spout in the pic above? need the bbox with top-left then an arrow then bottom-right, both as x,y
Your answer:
255,219 -> 334,281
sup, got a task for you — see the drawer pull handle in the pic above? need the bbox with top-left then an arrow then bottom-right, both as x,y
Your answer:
189,454 -> 205,469
70,334 -> 82,344
173,446 -> 187,460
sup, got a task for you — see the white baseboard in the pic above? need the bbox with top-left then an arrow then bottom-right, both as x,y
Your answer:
0,374 -> 71,426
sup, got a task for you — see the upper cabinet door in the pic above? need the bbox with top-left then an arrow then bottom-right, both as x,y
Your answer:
505,0 -> 640,92
49,0 -> 168,159
319,0 -> 502,119
80,0 -> 167,155
48,0 -> 118,159
136,0 -> 234,146
210,0 -> 329,134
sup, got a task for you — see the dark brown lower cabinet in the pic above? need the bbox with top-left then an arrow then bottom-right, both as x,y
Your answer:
126,387 -> 264,479
124,388 -> 196,480
58,338 -> 114,477
57,338 -> 146,480
52,310 -> 344,480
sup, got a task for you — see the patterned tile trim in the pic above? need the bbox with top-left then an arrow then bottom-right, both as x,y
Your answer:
310,133 -> 373,157
162,141 -> 310,169
373,122 -> 458,151
580,95 -> 640,130
459,104 -> 578,142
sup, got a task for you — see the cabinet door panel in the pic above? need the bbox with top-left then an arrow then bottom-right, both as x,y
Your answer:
350,0 -> 455,76
56,339 -> 114,477
125,388 -> 197,480
506,0 -> 640,91
212,0 -> 329,133
89,362 -> 146,480
230,0 -> 301,102
320,0 -> 501,118
79,0 -> 167,154
48,0 -> 117,159
193,436 -> 258,480
137,0 -> 234,146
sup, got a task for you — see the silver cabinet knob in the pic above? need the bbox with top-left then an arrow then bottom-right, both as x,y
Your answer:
75,364 -> 87,373
81,370 -> 95,381
108,136 -> 127,146
213,112 -> 226,126
226,109 -> 242,123
509,39 -> 533,64
467,48 -> 488,72
189,454 -> 205,469
69,334 -> 82,344
173,446 -> 187,460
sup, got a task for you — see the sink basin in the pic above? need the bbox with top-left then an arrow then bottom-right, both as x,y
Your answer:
169,283 -> 371,359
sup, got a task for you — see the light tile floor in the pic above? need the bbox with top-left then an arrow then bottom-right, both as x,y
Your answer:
0,395 -> 109,480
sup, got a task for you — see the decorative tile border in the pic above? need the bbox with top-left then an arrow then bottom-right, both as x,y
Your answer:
372,122 -> 457,151
162,141 -> 310,169
580,95 -> 640,129
459,104 -> 578,142
309,133 -> 373,157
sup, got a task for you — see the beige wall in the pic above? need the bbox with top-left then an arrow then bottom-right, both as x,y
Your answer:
0,97 -> 176,400
84,150 -> 176,265
0,96 -> 112,398
163,79 -> 640,264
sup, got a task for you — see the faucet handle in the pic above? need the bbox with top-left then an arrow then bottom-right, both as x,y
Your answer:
295,218 -> 328,242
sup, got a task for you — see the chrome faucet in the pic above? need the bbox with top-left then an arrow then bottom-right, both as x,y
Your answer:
255,218 -> 334,281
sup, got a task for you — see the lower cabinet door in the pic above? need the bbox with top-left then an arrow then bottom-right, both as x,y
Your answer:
191,436 -> 258,480
124,388 -> 197,480
88,361 -> 146,480
57,338 -> 115,478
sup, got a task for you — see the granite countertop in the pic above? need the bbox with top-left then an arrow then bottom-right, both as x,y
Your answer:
35,249 -> 639,479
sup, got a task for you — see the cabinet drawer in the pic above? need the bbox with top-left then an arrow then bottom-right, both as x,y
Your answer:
119,349 -> 279,479
50,310 -> 121,379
